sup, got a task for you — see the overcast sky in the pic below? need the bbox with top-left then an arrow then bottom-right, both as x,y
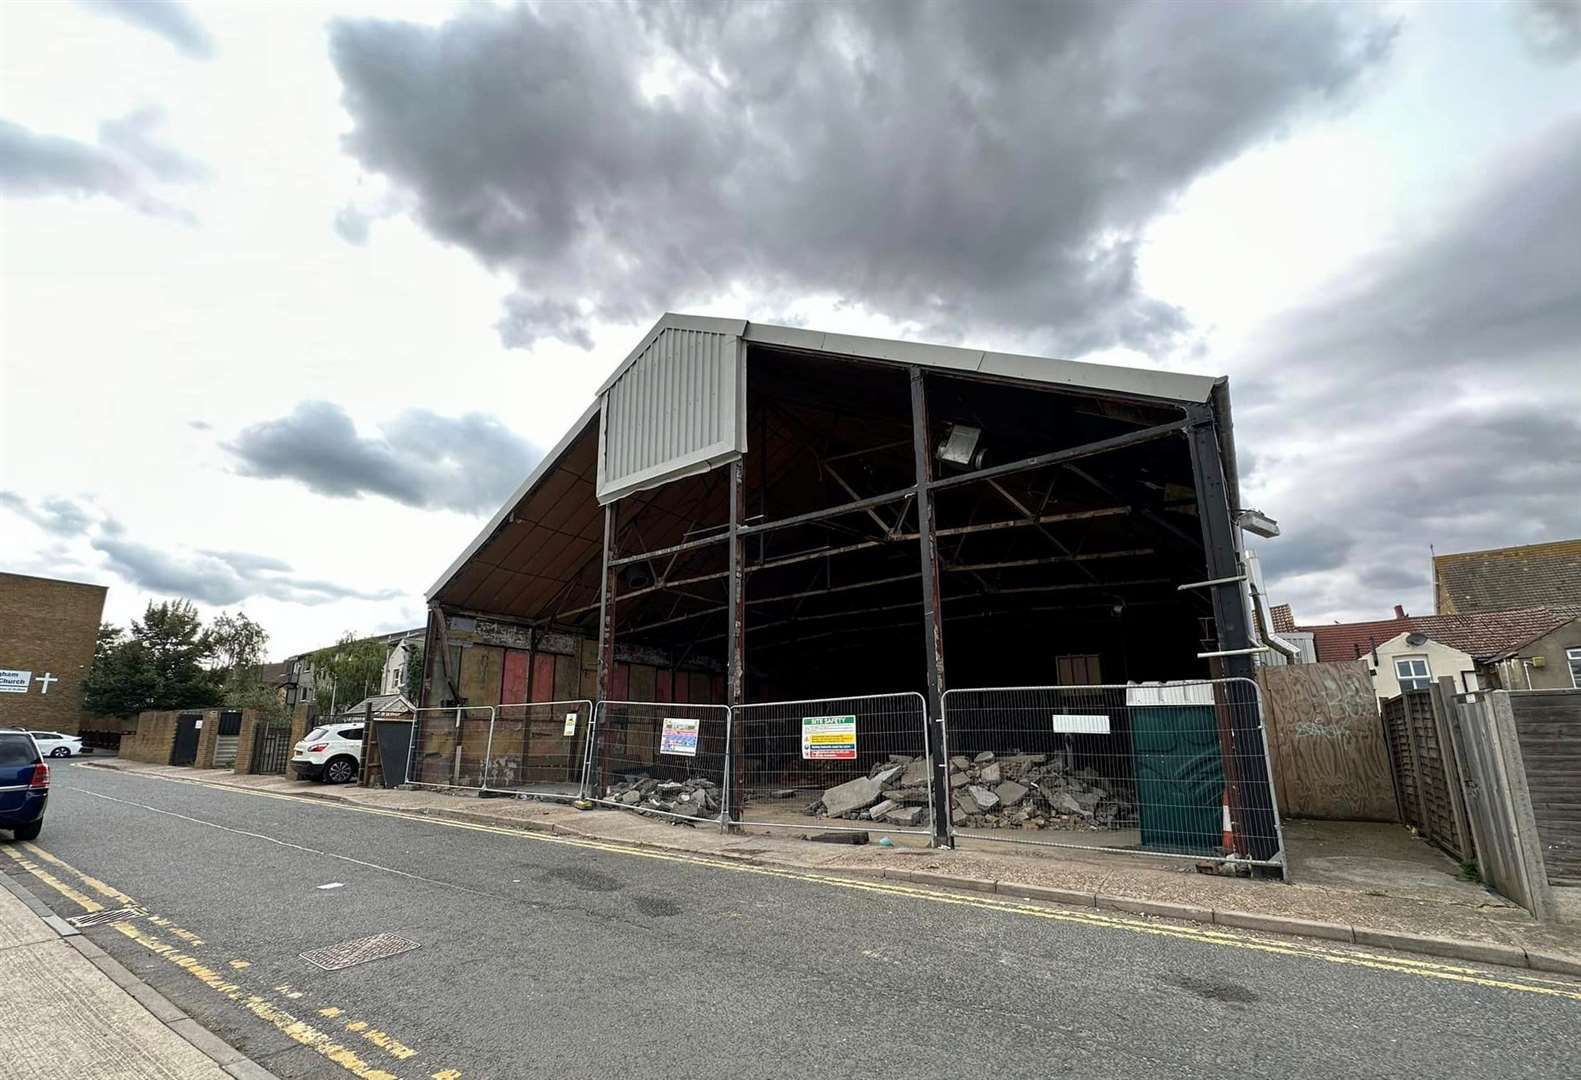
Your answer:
3,0 -> 1579,656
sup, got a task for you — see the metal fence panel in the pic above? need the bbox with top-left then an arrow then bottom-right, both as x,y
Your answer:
728,693 -> 932,836
585,701 -> 730,825
479,700 -> 595,801
940,680 -> 1284,870
405,706 -> 497,790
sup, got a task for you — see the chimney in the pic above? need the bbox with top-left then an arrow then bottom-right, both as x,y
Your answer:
1394,604 -> 1407,619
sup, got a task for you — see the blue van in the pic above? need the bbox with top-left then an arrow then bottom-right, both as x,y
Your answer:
0,730 -> 48,841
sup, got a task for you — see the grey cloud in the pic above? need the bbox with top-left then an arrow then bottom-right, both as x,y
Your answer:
328,1 -> 1391,351
1255,525 -> 1355,580
1239,116 -> 1581,621
223,401 -> 541,514
0,109 -> 204,221
91,536 -> 398,607
188,419 -> 212,431
0,491 -> 96,537
76,0 -> 216,59
1514,0 -> 1581,63
333,205 -> 372,245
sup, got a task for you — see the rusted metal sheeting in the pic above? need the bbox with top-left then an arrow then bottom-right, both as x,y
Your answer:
596,318 -> 746,503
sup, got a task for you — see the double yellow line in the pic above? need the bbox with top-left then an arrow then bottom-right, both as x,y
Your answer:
61,766 -> 1581,1005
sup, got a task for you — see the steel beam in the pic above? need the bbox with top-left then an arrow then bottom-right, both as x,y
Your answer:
726,458 -> 746,823
1185,403 -> 1279,866
738,485 -> 915,537
909,368 -> 953,848
595,502 -> 618,705
927,418 -> 1188,494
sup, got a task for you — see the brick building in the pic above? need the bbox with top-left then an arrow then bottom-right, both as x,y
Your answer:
0,572 -> 107,735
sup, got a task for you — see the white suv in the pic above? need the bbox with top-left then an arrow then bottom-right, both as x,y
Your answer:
291,724 -> 363,784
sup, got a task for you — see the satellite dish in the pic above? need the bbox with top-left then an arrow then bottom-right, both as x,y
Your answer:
1405,632 -> 1428,647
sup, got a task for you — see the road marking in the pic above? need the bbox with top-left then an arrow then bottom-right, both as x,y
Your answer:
22,842 -> 135,904
115,921 -> 403,1080
71,766 -> 1581,1005
3,847 -> 104,912
20,841 -> 453,1080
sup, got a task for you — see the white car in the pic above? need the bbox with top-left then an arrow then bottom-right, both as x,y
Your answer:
29,731 -> 85,758
291,723 -> 363,784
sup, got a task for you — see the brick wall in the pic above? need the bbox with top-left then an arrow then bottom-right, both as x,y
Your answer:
123,711 -> 179,763
0,573 -> 107,736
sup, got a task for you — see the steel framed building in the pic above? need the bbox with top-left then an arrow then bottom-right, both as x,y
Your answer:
421,314 -> 1278,860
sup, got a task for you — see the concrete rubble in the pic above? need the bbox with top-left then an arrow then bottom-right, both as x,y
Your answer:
603,774 -> 720,820
802,752 -> 1133,832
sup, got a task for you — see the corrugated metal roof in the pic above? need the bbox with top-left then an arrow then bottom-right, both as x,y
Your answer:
597,320 -> 745,503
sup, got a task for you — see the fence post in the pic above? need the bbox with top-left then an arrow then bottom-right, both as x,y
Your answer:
361,702 -> 374,788
1429,678 -> 1474,863
1486,692 -> 1557,921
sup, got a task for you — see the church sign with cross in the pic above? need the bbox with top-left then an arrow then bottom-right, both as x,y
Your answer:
0,670 -> 57,694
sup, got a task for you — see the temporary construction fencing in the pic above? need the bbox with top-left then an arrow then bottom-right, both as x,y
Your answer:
405,706 -> 497,790
939,680 -> 1284,872
479,699 -> 596,801
728,692 -> 933,836
583,701 -> 731,825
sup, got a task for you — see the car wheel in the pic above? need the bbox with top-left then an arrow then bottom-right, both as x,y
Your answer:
324,757 -> 357,784
12,820 -> 42,842
50,747 -> 70,758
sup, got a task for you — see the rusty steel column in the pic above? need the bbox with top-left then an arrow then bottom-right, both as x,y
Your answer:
725,457 -> 746,822
909,368 -> 953,848
596,501 -> 619,704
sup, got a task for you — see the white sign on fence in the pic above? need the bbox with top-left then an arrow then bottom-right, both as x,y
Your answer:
563,712 -> 578,736
0,670 -> 31,694
1051,714 -> 1110,734
660,717 -> 699,757
801,715 -> 857,760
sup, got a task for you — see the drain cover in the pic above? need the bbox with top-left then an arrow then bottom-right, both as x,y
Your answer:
67,907 -> 146,929
300,933 -> 420,972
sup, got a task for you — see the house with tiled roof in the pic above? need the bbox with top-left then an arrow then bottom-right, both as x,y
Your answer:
1290,603 -> 1581,700
1434,537 -> 1581,614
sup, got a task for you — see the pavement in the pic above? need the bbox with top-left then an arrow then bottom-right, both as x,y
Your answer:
6,758 -> 1579,1079
0,848 -> 276,1080
93,756 -> 1581,969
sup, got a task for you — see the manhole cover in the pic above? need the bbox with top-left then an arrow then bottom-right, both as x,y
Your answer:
68,907 -> 146,929
300,933 -> 420,972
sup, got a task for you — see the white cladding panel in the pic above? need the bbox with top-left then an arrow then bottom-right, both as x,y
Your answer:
597,325 -> 744,503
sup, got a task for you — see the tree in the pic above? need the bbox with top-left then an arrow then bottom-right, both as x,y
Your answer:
83,602 -> 223,718
404,641 -> 425,704
309,632 -> 388,715
209,611 -> 284,723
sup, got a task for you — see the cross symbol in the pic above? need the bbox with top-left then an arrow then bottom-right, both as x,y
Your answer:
34,672 -> 57,694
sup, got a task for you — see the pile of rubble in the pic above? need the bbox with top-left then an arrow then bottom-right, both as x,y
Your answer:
603,774 -> 720,820
803,751 -> 1133,832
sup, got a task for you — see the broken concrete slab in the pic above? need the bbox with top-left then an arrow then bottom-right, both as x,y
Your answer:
994,780 -> 1028,808
822,775 -> 884,818
973,751 -> 995,764
898,758 -> 930,788
870,764 -> 905,788
965,785 -> 1000,812
885,805 -> 925,827
868,799 -> 899,820
979,763 -> 1002,785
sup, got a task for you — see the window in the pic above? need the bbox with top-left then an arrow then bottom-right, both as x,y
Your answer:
1395,656 -> 1433,691
304,727 -> 328,741
1569,647 -> 1581,689
0,734 -> 41,766
336,727 -> 364,742
1056,654 -> 1103,685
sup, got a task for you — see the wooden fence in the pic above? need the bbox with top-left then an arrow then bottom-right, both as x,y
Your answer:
1508,690 -> 1581,887
1257,660 -> 1395,821
1380,683 -> 1472,862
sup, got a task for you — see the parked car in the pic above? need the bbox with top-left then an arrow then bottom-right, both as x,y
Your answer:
291,724 -> 364,784
29,731 -> 86,758
0,730 -> 49,841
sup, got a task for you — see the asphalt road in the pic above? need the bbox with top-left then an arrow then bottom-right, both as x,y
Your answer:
5,761 -> 1579,1080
